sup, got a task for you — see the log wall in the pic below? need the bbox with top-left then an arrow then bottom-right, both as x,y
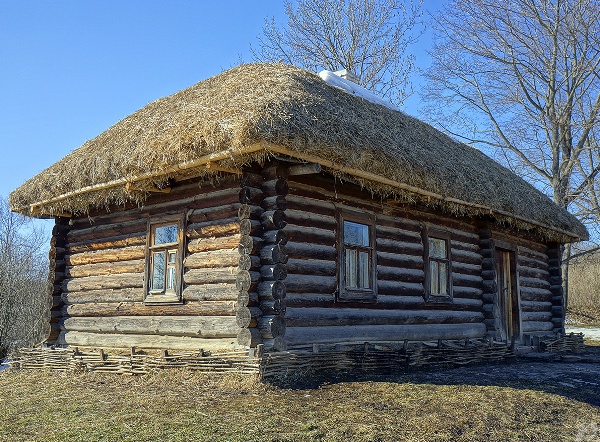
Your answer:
516,238 -> 555,335
55,177 -> 247,350
282,176 -> 487,347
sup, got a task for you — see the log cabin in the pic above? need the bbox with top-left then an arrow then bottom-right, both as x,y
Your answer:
10,63 -> 587,363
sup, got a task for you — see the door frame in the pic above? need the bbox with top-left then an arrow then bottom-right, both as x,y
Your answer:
494,240 -> 521,344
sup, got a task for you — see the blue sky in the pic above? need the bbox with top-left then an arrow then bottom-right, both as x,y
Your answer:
0,1 -> 434,208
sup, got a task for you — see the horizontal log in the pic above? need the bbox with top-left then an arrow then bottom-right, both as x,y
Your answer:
183,267 -> 238,285
58,331 -> 240,351
284,323 -> 487,345
376,252 -> 423,269
237,290 -> 259,307
518,255 -> 548,271
551,305 -> 564,317
67,233 -> 146,254
285,209 -> 336,230
375,225 -> 422,243
285,308 -> 484,327
285,274 -> 337,294
62,315 -> 239,338
521,321 -> 554,332
187,235 -> 240,254
63,272 -> 143,292
187,217 -> 236,238
286,241 -> 336,261
66,245 -> 145,266
377,266 -> 424,283
451,261 -> 481,276
283,293 -> 482,311
237,327 -> 262,347
452,286 -> 483,299
67,218 -> 147,243
187,202 -> 241,224
519,277 -> 551,290
64,301 -> 237,317
62,288 -> 143,305
284,258 -> 333,277
452,273 -> 483,289
65,259 -> 145,279
376,238 -> 423,256
517,265 -> 550,280
521,311 -> 553,322
184,250 -> 239,269
377,280 -> 424,297
284,224 -> 335,245
181,284 -> 241,302
450,249 -> 482,265
520,300 -> 553,312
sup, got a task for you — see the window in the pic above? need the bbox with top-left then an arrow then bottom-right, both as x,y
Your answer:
423,229 -> 452,301
338,211 -> 376,301
145,218 -> 184,304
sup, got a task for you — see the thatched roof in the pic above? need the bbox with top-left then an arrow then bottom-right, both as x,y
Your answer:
10,63 -> 586,243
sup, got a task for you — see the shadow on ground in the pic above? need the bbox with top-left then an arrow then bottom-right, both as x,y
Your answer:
268,345 -> 600,407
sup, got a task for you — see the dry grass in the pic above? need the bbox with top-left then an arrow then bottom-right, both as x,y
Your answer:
10,63 -> 585,243
0,368 -> 598,441
568,258 -> 600,325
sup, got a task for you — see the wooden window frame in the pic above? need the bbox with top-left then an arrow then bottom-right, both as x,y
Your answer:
144,215 -> 186,305
337,209 -> 377,302
422,227 -> 453,302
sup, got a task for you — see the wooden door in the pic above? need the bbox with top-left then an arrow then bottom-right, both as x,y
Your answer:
495,250 -> 520,343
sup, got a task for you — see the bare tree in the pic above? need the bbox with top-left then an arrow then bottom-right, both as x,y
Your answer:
424,0 -> 600,237
252,0 -> 424,106
0,197 -> 49,358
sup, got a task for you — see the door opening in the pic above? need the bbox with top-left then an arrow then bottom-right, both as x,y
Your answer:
495,249 -> 520,343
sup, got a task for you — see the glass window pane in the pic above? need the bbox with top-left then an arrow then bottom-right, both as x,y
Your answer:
359,251 -> 370,288
168,251 -> 177,263
344,221 -> 369,246
438,262 -> 448,295
167,266 -> 176,291
151,251 -> 166,291
154,224 -> 178,245
345,248 -> 358,288
430,261 -> 439,294
429,238 -> 447,259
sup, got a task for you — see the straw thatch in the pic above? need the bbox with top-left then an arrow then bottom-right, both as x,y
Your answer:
9,63 -> 586,242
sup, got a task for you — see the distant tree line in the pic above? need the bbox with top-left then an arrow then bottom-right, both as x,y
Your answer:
0,197 -> 49,358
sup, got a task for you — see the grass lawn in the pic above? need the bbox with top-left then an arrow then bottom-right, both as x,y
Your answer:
1,365 -> 599,442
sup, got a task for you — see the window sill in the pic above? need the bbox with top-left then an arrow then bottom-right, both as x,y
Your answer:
338,289 -> 376,303
144,294 -> 182,305
427,294 -> 453,304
